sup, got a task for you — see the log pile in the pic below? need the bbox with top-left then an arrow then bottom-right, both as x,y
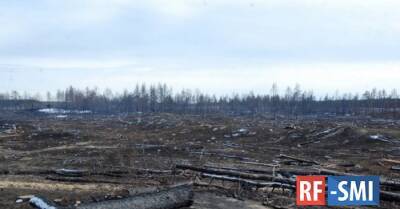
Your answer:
175,164 -> 400,203
176,164 -> 295,185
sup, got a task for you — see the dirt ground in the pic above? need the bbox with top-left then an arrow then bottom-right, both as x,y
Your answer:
1,112 -> 400,209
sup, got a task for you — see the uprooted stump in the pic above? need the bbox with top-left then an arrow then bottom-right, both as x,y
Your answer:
29,184 -> 194,209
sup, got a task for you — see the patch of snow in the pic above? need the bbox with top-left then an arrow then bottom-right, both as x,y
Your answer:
232,133 -> 240,137
369,134 -> 390,143
38,108 -> 91,114
370,135 -> 380,140
237,128 -> 249,133
76,110 -> 92,114
29,197 -> 57,209
38,108 -> 68,114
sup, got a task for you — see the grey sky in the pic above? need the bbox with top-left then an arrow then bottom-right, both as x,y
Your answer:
0,0 -> 399,96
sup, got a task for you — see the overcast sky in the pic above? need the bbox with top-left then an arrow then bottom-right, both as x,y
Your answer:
0,0 -> 399,96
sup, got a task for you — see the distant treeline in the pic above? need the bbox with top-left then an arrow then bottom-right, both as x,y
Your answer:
1,83 -> 399,117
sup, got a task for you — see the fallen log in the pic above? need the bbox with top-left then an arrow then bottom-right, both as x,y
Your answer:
0,168 -> 166,177
29,184 -> 193,209
319,168 -> 400,189
380,178 -> 400,189
204,165 -> 320,177
298,127 -> 344,146
45,176 -> 134,185
204,165 -> 400,190
277,168 -> 320,177
240,161 -> 278,167
76,184 -> 194,209
278,154 -> 320,165
190,151 -> 252,161
309,127 -> 339,138
55,169 -> 88,177
319,127 -> 345,140
0,168 -> 127,177
204,165 -> 270,173
202,165 -> 400,189
201,173 -> 295,190
318,168 -> 353,176
381,191 -> 400,202
176,164 -> 295,185
134,168 -> 172,175
382,158 -> 400,165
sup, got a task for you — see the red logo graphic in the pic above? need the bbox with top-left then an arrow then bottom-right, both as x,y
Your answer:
296,176 -> 326,206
